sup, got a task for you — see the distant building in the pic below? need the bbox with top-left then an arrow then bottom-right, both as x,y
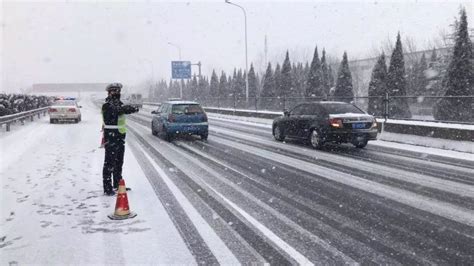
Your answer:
339,47 -> 451,97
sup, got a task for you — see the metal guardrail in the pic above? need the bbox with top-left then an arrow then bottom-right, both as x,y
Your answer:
143,102 -> 161,107
0,107 -> 49,132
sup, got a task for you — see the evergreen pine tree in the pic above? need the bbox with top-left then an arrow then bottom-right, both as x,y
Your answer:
306,46 -> 323,98
304,62 -> 310,77
236,69 -> 245,98
368,53 -> 388,116
334,52 -> 354,103
190,75 -> 198,100
255,73 -> 261,96
156,80 -> 167,101
387,33 -> 412,118
280,51 -> 293,97
274,63 -> 282,98
219,71 -> 228,98
168,80 -> 174,98
261,63 -> 275,97
230,69 -> 237,97
237,69 -> 243,98
291,62 -> 304,97
434,8 -> 473,121
248,64 -> 258,98
198,75 -> 209,100
328,65 -> 335,89
242,71 -> 247,98
172,80 -> 180,99
291,63 -> 298,97
299,63 -> 306,96
227,75 -> 232,98
210,70 -> 219,97
321,49 -> 330,97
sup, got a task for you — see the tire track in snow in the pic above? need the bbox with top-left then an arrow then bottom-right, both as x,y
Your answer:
210,135 -> 474,227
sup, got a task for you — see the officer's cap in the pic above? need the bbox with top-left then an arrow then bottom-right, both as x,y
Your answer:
106,83 -> 123,92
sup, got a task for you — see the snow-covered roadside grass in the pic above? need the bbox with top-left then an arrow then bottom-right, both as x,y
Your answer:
207,113 -> 474,159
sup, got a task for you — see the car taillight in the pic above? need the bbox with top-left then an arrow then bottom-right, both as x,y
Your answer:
49,108 -> 57,113
168,114 -> 175,122
203,113 -> 208,122
329,118 -> 343,128
68,108 -> 76,112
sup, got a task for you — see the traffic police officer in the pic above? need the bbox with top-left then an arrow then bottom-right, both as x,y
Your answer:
102,83 -> 139,196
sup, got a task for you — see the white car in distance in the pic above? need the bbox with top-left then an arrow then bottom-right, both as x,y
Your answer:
49,99 -> 82,123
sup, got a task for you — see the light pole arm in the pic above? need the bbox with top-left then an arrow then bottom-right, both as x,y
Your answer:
226,1 -> 247,21
167,42 -> 182,60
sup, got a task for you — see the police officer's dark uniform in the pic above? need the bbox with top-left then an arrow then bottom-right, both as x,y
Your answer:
102,83 -> 138,196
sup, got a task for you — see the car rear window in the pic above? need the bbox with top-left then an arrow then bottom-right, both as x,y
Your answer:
172,104 -> 204,115
322,103 -> 364,114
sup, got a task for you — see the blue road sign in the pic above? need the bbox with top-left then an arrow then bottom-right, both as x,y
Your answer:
171,61 -> 191,79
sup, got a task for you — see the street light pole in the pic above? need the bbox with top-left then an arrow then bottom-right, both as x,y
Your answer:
225,0 -> 249,102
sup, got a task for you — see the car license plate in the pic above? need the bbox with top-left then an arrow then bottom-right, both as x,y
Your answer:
352,123 -> 365,129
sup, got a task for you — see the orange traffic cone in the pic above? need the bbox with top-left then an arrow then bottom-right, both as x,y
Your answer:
108,179 -> 137,220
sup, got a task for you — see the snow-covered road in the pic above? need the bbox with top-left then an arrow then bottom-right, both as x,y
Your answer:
1,97 -> 474,264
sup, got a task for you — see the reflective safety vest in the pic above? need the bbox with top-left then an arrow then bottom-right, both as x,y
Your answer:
102,113 -> 127,134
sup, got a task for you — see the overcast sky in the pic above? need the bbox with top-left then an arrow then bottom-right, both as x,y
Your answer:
1,0 -> 472,92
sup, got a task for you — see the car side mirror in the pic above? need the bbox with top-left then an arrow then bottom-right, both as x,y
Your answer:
283,110 -> 290,117
79,106 -> 82,108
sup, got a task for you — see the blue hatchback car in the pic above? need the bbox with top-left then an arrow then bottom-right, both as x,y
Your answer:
151,100 -> 208,141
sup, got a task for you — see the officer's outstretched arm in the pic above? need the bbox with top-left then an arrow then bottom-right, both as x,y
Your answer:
121,104 -> 139,114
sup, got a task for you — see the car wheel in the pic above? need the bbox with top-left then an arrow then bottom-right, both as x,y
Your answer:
151,122 -> 157,136
200,132 -> 208,140
74,119 -> 79,123
161,126 -> 173,141
309,128 -> 324,149
50,119 -> 55,124
352,138 -> 368,148
273,125 -> 285,141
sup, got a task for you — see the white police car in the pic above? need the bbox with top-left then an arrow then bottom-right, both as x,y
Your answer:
49,97 -> 82,123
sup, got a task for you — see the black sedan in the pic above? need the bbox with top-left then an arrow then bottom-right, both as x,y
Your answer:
272,101 -> 378,149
